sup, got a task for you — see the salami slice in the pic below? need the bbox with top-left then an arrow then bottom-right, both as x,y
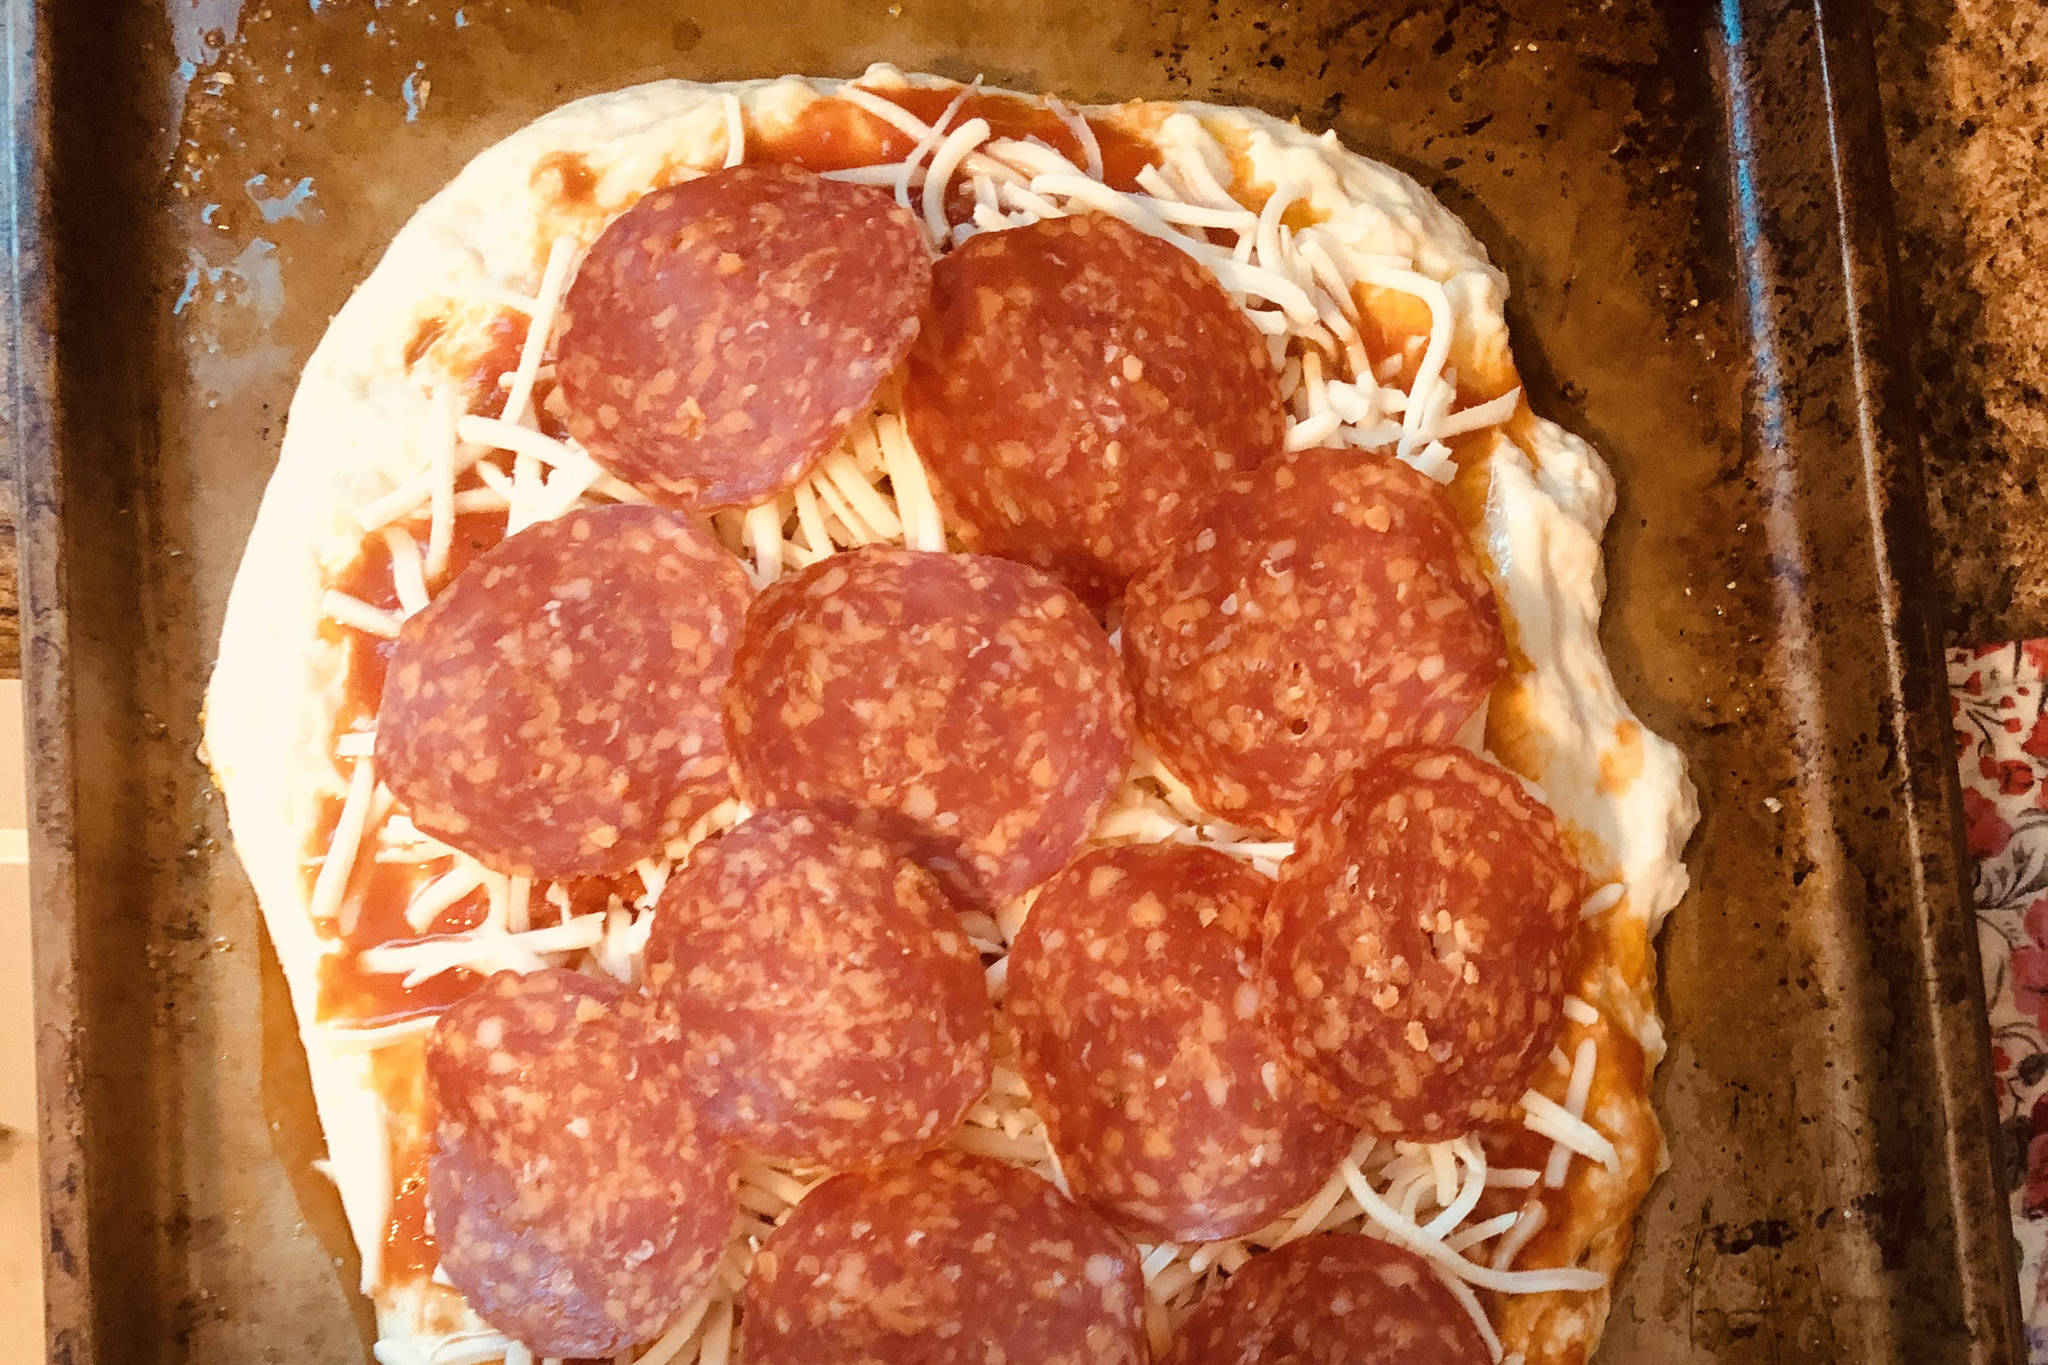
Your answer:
903,213 -> 1285,606
556,163 -> 933,509
644,808 -> 992,1168
1166,1234 -> 1489,1365
425,968 -> 736,1358
1261,745 -> 1583,1139
1122,448 -> 1505,837
375,504 -> 750,879
740,1150 -> 1148,1365
1007,843 -> 1352,1241
724,545 -> 1132,910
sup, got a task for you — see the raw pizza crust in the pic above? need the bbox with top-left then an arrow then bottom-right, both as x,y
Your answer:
205,66 -> 1697,1365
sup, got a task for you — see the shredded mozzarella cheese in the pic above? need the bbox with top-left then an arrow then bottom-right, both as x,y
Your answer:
383,528 -> 430,616
1338,1158 -> 1605,1294
308,758 -> 378,922
1044,95 -> 1103,180
1522,1088 -> 1621,1172
1206,256 -> 1319,324
1426,387 -> 1522,443
488,238 -> 581,526
322,590 -> 402,639
835,81 -> 933,141
922,117 -> 992,245
720,92 -> 744,169
1446,1209 -> 1525,1254
507,874 -> 532,934
875,413 -> 946,551
820,449 -> 904,541
424,1332 -> 515,1365
419,387 -> 462,581
1581,882 -> 1626,918
402,862 -> 489,935
742,501 -> 785,588
1436,1263 -> 1506,1362
1491,1199 -> 1549,1271
358,913 -> 606,986
1544,1037 -> 1602,1187
696,1300 -> 735,1365
321,1015 -> 437,1052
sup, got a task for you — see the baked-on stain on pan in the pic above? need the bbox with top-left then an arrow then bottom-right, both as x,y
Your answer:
4,0 -> 2020,1360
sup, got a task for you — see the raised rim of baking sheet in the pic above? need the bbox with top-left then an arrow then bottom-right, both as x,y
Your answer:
2,0 -> 2023,1359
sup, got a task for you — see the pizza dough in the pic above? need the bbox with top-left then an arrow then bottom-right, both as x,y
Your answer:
205,65 -> 1698,1365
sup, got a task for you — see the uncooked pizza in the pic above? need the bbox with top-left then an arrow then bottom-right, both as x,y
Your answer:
205,66 -> 1697,1365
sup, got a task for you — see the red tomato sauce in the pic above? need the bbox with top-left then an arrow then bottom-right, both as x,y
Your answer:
752,83 -> 1156,192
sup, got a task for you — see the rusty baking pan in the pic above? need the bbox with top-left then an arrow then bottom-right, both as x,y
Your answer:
5,0 -> 2023,1359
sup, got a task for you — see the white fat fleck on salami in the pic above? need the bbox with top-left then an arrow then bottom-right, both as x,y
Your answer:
1262,746 -> 1584,1140
1165,1233 -> 1490,1365
724,545 -> 1132,910
375,504 -> 750,879
739,1151 -> 1148,1365
905,213 -> 1284,606
1008,842 -> 1354,1242
557,163 -> 932,511
645,808 -> 993,1168
1124,448 -> 1505,837
426,968 -> 735,1358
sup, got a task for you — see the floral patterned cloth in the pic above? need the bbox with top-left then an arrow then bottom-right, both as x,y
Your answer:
1952,640 -> 2048,1346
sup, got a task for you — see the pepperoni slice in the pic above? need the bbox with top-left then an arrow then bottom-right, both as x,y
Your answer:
903,213 -> 1285,606
556,163 -> 933,510
425,968 -> 736,1358
1122,448 -> 1505,837
1260,745 -> 1583,1139
1166,1234 -> 1490,1365
1007,843 -> 1353,1241
740,1150 -> 1148,1365
375,504 -> 750,879
724,546 -> 1132,910
644,808 -> 992,1168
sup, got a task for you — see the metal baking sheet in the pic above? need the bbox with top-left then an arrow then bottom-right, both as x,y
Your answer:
4,0 -> 2023,1359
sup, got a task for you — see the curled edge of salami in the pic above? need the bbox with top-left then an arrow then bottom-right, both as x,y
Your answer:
738,1149 -> 1149,1365
1121,448 -> 1506,838
723,544 -> 1133,911
424,968 -> 738,1358
1164,1233 -> 1492,1365
374,502 -> 751,881
556,162 -> 935,510
644,806 -> 994,1169
1007,841 -> 1354,1242
1259,744 -> 1584,1141
904,212 -> 1287,605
